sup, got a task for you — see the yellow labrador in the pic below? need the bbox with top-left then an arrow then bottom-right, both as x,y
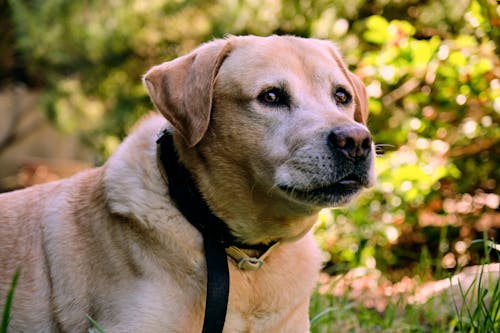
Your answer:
0,35 -> 375,332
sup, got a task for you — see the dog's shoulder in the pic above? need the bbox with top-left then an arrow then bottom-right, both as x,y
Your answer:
103,113 -> 174,226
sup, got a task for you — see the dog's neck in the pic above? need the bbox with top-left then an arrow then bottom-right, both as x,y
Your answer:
156,129 -> 276,256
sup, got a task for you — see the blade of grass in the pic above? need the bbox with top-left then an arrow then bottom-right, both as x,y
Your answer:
86,315 -> 106,333
310,306 -> 339,326
1,268 -> 21,333
454,271 -> 478,332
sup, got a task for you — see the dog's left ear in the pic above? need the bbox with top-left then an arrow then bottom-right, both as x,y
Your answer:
348,73 -> 369,125
143,40 -> 233,147
323,40 -> 369,125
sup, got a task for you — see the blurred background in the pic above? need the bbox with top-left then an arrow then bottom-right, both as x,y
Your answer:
0,0 -> 498,299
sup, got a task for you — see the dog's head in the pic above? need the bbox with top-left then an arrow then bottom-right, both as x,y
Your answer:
144,36 -> 375,243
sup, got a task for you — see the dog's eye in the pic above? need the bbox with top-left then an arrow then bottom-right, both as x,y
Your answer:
334,87 -> 352,105
258,88 -> 289,107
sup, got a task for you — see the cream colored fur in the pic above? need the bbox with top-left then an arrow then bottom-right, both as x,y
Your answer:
0,35 -> 373,332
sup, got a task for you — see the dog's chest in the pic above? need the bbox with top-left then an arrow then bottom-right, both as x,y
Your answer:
223,236 -> 321,332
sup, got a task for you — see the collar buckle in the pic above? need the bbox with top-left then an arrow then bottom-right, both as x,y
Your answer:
226,242 -> 279,271
237,257 -> 264,271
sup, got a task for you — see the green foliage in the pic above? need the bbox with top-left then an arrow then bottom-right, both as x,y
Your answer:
314,0 -> 500,277
6,0 -> 499,276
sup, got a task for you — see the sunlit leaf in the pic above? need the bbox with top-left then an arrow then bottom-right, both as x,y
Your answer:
363,15 -> 390,45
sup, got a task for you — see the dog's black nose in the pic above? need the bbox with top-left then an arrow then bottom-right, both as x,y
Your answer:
328,126 -> 372,161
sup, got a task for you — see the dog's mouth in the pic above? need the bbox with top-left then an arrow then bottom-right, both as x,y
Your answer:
278,173 -> 368,206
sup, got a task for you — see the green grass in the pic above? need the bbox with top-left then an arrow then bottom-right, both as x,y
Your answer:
450,240 -> 500,333
86,315 -> 106,333
1,268 -> 20,333
310,239 -> 500,333
309,277 -> 499,333
309,285 -> 453,333
451,271 -> 500,333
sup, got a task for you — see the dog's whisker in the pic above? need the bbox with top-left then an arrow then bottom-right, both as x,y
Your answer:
374,143 -> 396,156
267,182 -> 281,195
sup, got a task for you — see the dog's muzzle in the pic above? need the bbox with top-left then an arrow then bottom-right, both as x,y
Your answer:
278,124 -> 374,206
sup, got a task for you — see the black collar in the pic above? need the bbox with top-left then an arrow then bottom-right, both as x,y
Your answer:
156,129 -> 229,333
156,129 -> 280,332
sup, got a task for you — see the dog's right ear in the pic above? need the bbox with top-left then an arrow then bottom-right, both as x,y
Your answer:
143,40 -> 232,147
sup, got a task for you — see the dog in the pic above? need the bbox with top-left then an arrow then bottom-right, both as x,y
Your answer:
0,35 -> 375,332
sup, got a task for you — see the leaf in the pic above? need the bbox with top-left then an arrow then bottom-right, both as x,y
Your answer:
363,15 -> 390,45
449,51 -> 468,67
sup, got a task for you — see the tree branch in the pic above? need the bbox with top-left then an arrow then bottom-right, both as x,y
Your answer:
382,77 -> 421,107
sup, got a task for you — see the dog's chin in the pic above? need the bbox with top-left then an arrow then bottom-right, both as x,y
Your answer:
278,176 -> 368,207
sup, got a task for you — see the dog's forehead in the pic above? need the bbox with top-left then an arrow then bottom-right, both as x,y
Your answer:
228,36 -> 335,69
218,36 -> 349,92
